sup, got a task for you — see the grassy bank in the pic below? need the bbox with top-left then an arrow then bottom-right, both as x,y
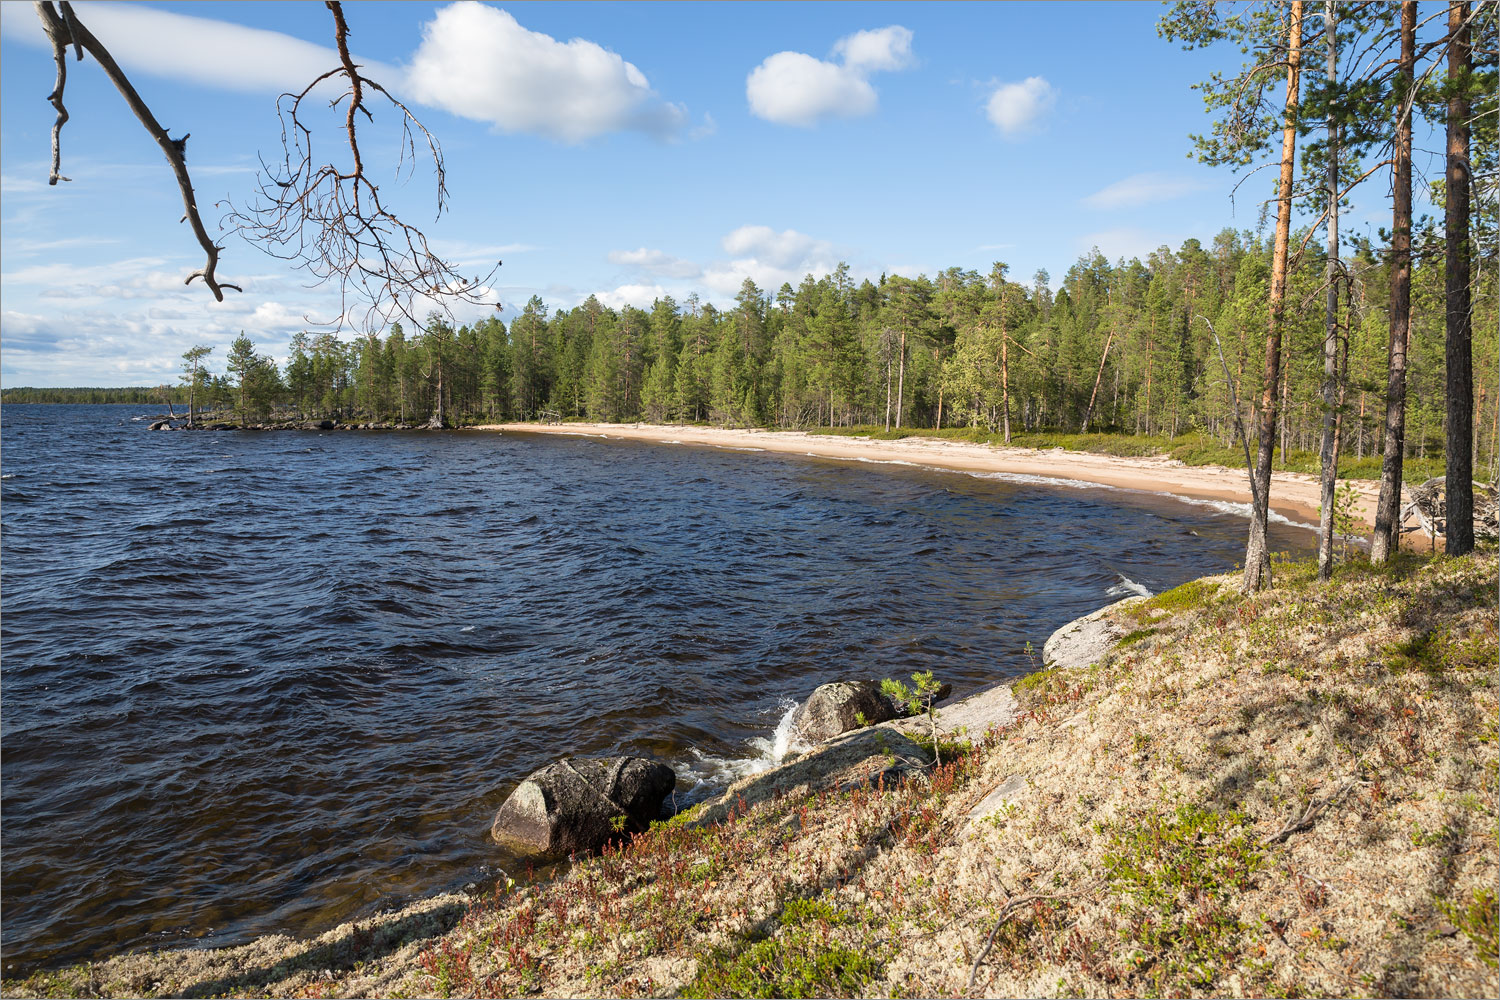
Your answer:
805,425 -> 1449,485
5,551 -> 1495,998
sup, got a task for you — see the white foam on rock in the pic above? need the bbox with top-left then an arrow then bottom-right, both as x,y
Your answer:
676,699 -> 810,796
1107,574 -> 1153,598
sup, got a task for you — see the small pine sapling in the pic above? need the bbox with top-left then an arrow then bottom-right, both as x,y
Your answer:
882,670 -> 945,766
1320,479 -> 1360,564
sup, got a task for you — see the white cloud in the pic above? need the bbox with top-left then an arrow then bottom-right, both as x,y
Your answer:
590,226 -> 847,304
720,226 -> 834,270
702,226 -> 840,294
0,2 -> 397,93
747,53 -> 875,127
1082,172 -> 1209,210
746,25 -> 913,127
608,248 -> 702,279
985,76 -> 1055,137
593,283 -> 671,310
406,2 -> 687,142
832,26 -> 915,74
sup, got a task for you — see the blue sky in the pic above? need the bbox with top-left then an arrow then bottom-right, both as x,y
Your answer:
0,1 -> 1428,386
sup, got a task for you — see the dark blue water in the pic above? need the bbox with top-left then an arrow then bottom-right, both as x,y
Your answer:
0,404 -> 1313,970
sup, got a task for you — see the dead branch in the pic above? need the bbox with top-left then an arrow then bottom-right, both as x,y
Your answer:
1263,780 -> 1356,846
223,1 -> 500,334
33,1 -> 240,298
965,881 -> 1099,994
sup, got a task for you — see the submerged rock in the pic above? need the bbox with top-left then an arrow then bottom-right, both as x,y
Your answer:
790,680 -> 900,744
490,756 -> 675,862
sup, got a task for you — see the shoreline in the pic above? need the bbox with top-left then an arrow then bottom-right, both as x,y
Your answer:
476,421 -> 1393,536
6,551 -> 1493,997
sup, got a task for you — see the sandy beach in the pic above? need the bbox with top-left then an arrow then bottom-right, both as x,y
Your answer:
474,421 -> 1415,540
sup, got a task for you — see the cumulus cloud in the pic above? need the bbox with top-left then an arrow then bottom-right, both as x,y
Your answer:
591,226 -> 846,305
593,283 -> 672,310
747,25 -> 913,127
0,1 -> 397,93
720,226 -> 834,270
607,248 -> 702,280
702,225 -> 839,294
406,2 -> 687,142
985,76 -> 1055,137
1083,172 -> 1209,210
833,25 -> 915,73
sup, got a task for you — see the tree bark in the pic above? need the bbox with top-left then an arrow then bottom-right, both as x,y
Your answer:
1371,2 -> 1415,564
1445,0 -> 1474,555
884,335 -> 893,433
895,327 -> 907,430
1000,330 -> 1012,444
1243,0 -> 1303,592
1317,0 -> 1342,581
1081,330 -> 1115,433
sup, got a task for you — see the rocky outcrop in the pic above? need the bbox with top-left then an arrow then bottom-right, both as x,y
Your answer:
490,756 -> 676,863
789,680 -> 901,744
1041,596 -> 1145,670
687,725 -> 930,828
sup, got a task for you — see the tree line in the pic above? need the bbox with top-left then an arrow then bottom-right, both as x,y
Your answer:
6,220 -> 1495,483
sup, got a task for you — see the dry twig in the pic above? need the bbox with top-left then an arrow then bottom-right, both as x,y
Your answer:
1264,779 -> 1356,846
33,0 -> 240,299
223,1 -> 500,333
965,881 -> 1099,994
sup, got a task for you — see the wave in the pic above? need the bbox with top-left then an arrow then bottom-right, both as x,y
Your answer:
1161,494 -> 1320,532
1106,574 -> 1153,598
675,699 -> 808,796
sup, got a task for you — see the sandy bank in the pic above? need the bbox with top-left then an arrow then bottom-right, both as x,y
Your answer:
475,421 -> 1402,537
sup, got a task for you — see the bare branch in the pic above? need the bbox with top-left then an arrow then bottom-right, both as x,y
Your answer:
33,1 -> 239,300
37,1 -> 71,185
223,1 -> 500,334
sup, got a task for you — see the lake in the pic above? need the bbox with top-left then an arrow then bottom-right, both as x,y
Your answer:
0,404 -> 1314,970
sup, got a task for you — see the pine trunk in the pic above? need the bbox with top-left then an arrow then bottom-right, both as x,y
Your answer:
895,329 -> 907,430
1243,0 -> 1303,592
1371,2 -> 1415,563
1445,0 -> 1474,554
1001,332 -> 1011,444
1317,0 -> 1341,582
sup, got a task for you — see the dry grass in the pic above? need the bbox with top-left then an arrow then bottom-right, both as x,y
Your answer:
5,551 -> 1496,999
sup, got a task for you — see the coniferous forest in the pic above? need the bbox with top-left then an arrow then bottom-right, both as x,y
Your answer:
9,231 -> 1494,483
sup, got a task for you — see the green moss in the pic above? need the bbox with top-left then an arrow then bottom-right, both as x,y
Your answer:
682,898 -> 882,998
1117,627 -> 1159,647
1011,667 -> 1064,707
1100,803 -> 1265,994
1438,886 -> 1499,968
1138,578 -> 1220,617
660,802 -> 706,828
2,968 -> 99,1000
1385,621 -> 1500,677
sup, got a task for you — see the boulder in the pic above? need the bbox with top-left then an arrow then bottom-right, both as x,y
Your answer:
789,680 -> 900,744
490,756 -> 675,862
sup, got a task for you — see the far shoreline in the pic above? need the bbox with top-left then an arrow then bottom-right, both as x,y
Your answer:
475,420 -> 1396,538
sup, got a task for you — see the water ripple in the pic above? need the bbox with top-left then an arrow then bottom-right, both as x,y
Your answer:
0,404 -> 1314,972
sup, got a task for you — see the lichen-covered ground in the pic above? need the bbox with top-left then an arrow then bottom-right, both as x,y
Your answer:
6,551 -> 1496,999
